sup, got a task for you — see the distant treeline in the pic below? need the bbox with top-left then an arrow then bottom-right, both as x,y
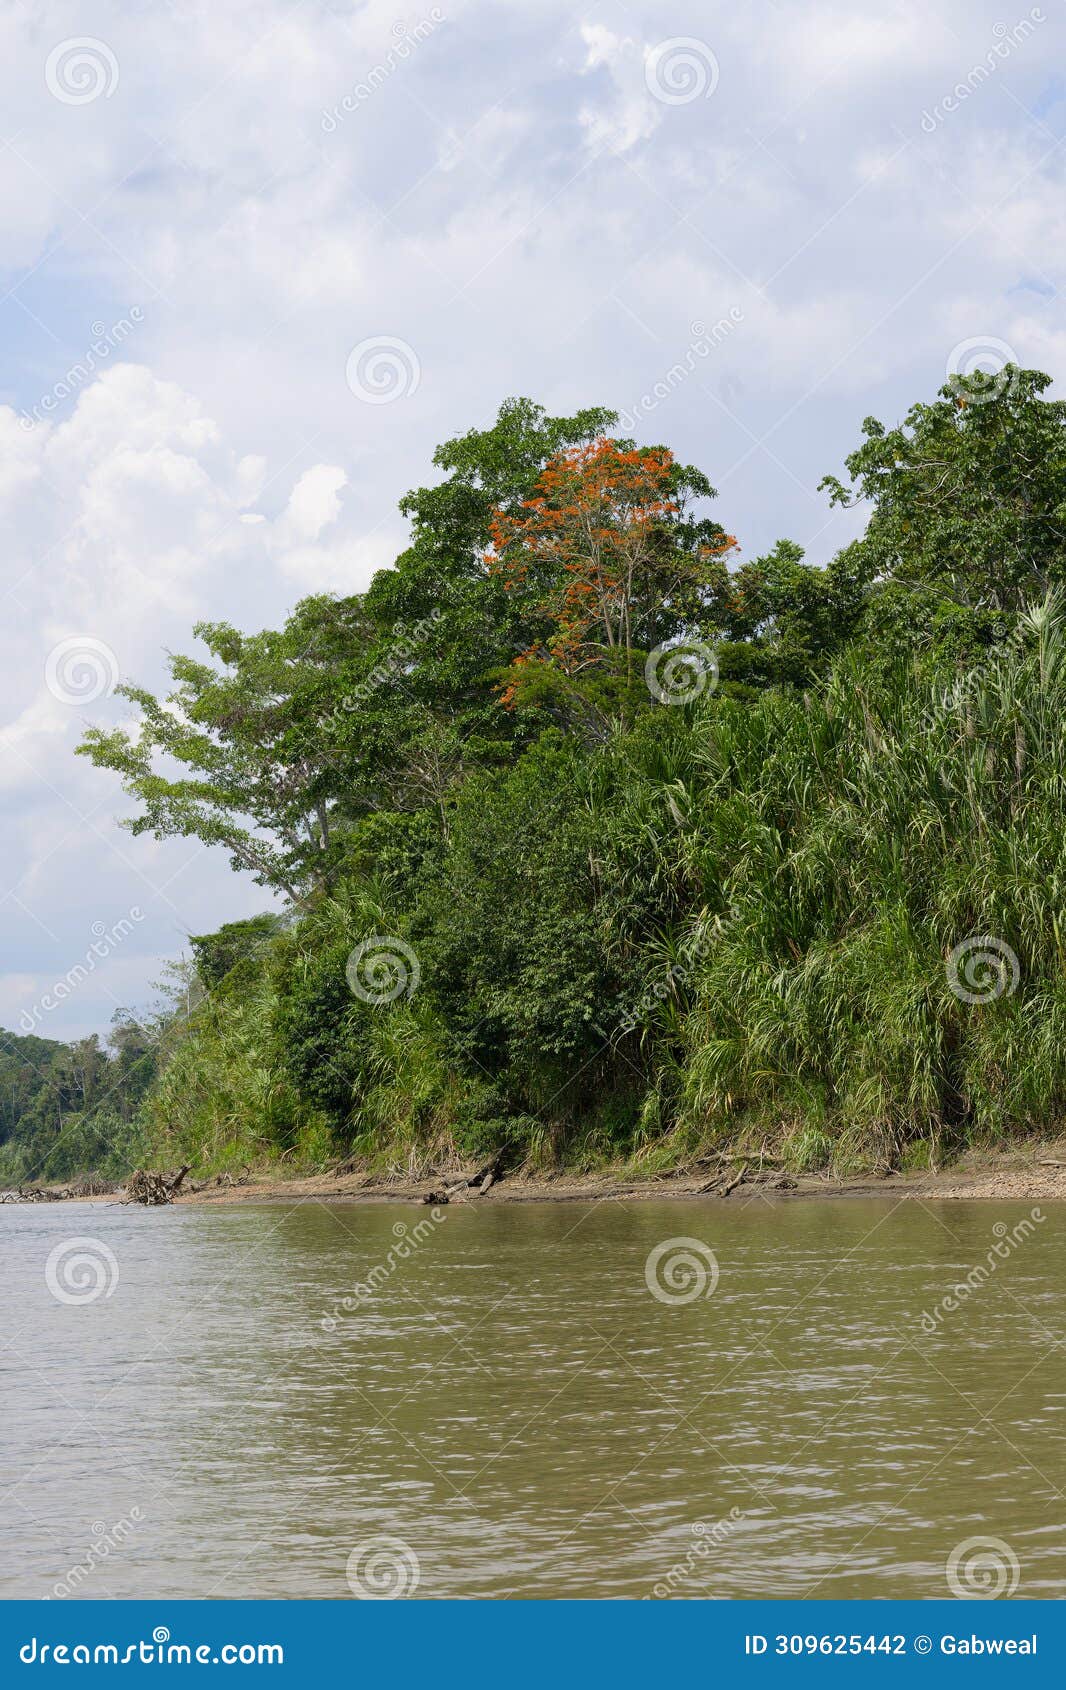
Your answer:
10,368 -> 1066,1184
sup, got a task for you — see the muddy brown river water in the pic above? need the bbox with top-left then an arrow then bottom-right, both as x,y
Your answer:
1,1195 -> 1062,1598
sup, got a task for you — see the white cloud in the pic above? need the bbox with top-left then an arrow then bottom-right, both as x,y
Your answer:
0,364 -> 390,1031
277,464 -> 348,543
767,7 -> 942,81
578,24 -> 660,154
0,0 -> 1062,1032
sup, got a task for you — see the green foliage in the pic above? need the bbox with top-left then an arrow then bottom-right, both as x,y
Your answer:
58,375 -> 1066,1180
820,366 -> 1066,610
418,736 -> 614,1064
136,962 -> 308,1172
0,1017 -> 159,1184
77,594 -> 386,904
674,595 -> 1066,1163
191,914 -> 284,990
709,539 -> 866,691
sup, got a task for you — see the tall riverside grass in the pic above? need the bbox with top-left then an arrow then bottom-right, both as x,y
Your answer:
115,596 -> 1066,1180
662,596 -> 1066,1164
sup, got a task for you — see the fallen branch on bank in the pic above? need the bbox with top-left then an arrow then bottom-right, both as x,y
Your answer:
693,1162 -> 800,1197
211,1167 -> 250,1189
125,1165 -> 192,1206
1,1177 -> 120,1203
696,1163 -> 747,1196
444,1153 -> 507,1198
67,1175 -> 117,1197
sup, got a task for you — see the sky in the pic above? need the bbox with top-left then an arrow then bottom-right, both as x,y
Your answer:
1,0 -> 1063,1043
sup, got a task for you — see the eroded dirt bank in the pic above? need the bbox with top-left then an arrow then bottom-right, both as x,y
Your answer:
8,1144 -> 1066,1208
172,1147 -> 1066,1207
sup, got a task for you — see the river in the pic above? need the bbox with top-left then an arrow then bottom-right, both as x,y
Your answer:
1,1195 -> 1062,1599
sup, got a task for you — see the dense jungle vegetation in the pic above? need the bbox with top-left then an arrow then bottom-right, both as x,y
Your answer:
6,365 -> 1066,1185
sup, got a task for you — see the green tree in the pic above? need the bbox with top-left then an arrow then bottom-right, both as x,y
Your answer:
708,539 -> 865,692
820,366 -> 1066,613
487,437 -> 735,728
77,401 -> 624,899
190,915 -> 285,991
78,594 -> 384,904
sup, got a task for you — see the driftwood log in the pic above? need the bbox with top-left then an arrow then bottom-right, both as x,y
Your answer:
694,1163 -> 798,1197
696,1163 -> 747,1196
66,1175 -> 116,1197
1,1177 -> 118,1203
444,1153 -> 507,1198
212,1167 -> 250,1189
126,1165 -> 192,1206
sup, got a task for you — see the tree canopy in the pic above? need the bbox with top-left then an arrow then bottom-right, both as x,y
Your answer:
29,366 -> 1066,1186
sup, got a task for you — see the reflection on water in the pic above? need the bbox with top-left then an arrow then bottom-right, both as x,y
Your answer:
1,1194 -> 1063,1598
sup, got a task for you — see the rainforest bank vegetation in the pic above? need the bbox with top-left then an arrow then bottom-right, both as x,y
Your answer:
5,366 -> 1066,1187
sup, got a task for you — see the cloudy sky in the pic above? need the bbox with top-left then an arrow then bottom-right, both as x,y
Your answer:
1,0 -> 1062,1041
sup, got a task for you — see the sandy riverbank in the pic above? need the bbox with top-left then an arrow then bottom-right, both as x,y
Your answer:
171,1145 -> 1066,1207
8,1143 -> 1066,1208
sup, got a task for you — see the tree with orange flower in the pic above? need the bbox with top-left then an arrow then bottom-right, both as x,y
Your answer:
485,438 -> 735,715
